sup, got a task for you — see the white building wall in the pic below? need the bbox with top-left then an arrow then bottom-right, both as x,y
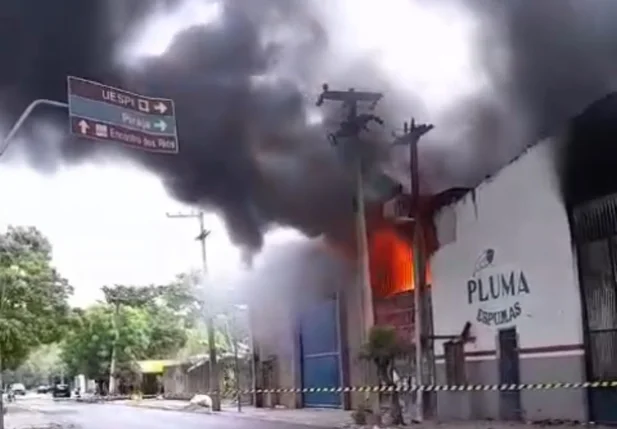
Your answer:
430,138 -> 587,421
432,138 -> 582,353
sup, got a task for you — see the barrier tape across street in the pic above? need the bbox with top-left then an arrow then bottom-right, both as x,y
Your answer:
70,381 -> 617,402
161,381 -> 617,397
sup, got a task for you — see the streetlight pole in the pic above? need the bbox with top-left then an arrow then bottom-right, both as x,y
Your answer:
166,211 -> 221,411
315,84 -> 383,383
391,119 -> 434,422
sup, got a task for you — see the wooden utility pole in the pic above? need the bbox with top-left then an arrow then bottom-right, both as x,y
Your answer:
166,211 -> 221,411
316,84 -> 383,346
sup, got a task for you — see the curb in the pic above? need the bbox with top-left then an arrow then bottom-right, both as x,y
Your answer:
111,400 -> 209,414
110,401 -> 342,428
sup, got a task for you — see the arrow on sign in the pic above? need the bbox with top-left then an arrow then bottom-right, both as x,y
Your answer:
154,102 -> 167,114
154,119 -> 167,132
78,120 -> 90,134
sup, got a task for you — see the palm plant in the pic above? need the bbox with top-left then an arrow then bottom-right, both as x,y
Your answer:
359,325 -> 413,426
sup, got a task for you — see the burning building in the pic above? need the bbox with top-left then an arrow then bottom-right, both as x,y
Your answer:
246,93 -> 617,424
242,191 -> 436,411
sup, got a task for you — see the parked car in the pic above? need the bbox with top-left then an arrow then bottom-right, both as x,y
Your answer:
52,384 -> 71,398
9,383 -> 26,396
36,385 -> 50,394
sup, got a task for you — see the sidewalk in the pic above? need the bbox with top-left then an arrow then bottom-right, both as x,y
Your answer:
117,398 -> 607,429
120,399 -> 351,427
220,405 -> 350,428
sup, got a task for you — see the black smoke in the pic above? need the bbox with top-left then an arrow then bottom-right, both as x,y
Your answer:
460,0 -> 617,203
2,0 -> 617,252
561,93 -> 617,208
0,0 -> 355,251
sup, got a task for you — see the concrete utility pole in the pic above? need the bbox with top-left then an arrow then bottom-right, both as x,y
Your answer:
108,300 -> 121,396
166,211 -> 221,411
315,83 -> 383,366
392,119 -> 434,422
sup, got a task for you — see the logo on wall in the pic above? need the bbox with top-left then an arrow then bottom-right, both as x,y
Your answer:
467,249 -> 531,327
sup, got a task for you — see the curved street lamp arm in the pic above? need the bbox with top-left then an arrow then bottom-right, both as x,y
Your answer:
0,99 -> 69,159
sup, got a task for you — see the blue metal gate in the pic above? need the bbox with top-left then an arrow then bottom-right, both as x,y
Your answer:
299,296 -> 341,408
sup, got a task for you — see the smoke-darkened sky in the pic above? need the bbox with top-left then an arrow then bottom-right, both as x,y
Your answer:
1,0 -> 616,252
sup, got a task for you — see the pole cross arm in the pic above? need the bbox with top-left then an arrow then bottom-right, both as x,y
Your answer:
391,119 -> 435,147
316,83 -> 383,109
196,230 -> 210,241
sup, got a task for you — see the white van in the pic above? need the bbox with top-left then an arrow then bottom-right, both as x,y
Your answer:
10,383 -> 26,395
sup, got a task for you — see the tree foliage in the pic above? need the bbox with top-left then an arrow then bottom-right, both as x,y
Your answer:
101,284 -> 162,307
62,304 -> 151,380
0,226 -> 72,370
4,344 -> 66,388
169,270 -> 250,359
60,271 -> 251,390
61,283 -> 192,381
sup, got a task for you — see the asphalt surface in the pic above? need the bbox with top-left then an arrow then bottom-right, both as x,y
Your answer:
12,396 -> 328,429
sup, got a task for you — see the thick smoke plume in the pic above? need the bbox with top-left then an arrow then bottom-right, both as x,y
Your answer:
1,0 -> 616,252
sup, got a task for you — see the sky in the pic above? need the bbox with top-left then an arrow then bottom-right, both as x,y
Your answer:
0,162 -> 236,307
0,160 -> 306,307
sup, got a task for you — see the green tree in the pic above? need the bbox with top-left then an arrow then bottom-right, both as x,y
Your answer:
61,283 -> 192,392
4,344 -> 66,388
101,283 -> 189,359
143,305 -> 187,359
170,270 -> 247,360
60,274 -> 250,395
175,328 -> 208,361
61,304 -> 150,382
160,271 -> 206,328
101,284 -> 163,307
0,226 -> 73,370
102,283 -> 164,393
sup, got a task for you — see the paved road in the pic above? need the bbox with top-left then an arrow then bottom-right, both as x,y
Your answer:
12,397 -> 328,429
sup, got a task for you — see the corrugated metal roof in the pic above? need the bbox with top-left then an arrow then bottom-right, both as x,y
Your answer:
185,346 -> 251,373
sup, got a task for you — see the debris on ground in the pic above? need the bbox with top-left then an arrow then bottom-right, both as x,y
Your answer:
187,395 -> 213,413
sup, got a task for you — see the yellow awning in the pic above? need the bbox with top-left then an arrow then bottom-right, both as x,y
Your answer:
137,360 -> 176,374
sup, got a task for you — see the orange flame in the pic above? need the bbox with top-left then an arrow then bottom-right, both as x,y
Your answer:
368,227 -> 431,299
